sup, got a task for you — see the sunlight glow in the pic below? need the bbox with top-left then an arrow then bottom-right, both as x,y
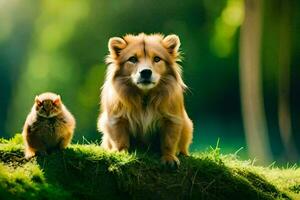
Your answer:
211,0 -> 244,58
0,0 -> 18,42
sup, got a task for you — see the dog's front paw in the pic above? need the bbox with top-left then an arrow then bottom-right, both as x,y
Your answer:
108,145 -> 129,153
161,155 -> 180,169
116,146 -> 129,153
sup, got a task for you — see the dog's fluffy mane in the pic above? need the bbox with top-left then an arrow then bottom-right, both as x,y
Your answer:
100,33 -> 187,134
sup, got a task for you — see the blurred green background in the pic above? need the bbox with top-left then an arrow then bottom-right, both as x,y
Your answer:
0,0 -> 299,164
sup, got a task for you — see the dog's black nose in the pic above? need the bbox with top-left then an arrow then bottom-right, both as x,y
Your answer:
140,69 -> 152,79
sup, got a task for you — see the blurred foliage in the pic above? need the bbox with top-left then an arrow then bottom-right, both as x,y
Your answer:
0,0 -> 299,161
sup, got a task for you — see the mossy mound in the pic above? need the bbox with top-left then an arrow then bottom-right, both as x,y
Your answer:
0,134 -> 300,200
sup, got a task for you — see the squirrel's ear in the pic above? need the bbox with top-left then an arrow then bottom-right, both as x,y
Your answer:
108,37 -> 127,58
163,34 -> 180,55
53,95 -> 61,106
35,96 -> 42,106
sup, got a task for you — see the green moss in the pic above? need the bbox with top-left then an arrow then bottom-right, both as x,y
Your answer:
0,134 -> 299,199
0,161 -> 70,199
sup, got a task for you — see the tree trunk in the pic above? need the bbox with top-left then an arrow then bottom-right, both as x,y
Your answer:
239,0 -> 272,164
277,0 -> 298,160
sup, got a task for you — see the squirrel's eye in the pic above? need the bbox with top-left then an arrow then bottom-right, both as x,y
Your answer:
128,56 -> 138,63
153,56 -> 161,63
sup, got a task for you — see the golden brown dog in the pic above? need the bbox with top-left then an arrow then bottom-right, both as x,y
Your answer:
98,33 -> 193,166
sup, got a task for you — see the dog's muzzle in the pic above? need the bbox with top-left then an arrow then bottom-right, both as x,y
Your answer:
138,69 -> 153,84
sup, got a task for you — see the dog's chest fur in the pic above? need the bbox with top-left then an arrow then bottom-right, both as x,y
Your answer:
134,108 -> 161,135
130,97 -> 162,136
109,96 -> 162,137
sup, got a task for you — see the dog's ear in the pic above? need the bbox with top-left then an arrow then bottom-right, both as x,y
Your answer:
108,37 -> 127,57
163,34 -> 180,55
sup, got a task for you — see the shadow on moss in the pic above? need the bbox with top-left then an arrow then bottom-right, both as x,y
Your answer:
33,147 -> 290,200
289,185 -> 300,194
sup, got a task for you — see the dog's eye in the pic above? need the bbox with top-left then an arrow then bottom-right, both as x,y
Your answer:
128,56 -> 138,63
153,56 -> 161,63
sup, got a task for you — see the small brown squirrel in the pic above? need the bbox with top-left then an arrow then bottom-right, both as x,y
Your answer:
22,92 -> 76,158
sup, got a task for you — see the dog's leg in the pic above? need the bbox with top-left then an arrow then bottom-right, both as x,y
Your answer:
178,117 -> 193,156
105,119 -> 130,152
160,120 -> 182,167
101,134 -> 113,150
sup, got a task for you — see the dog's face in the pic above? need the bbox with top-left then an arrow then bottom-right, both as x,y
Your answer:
107,33 -> 181,92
